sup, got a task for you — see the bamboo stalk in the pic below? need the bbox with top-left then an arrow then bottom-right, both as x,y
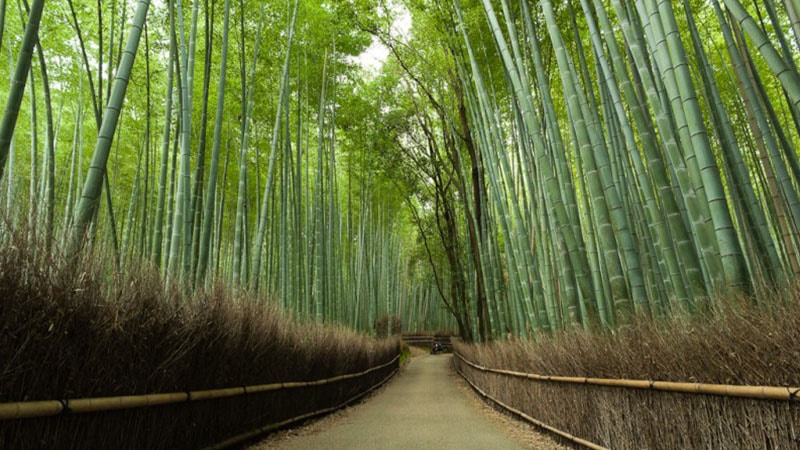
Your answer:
69,0 -> 151,255
0,0 -> 44,181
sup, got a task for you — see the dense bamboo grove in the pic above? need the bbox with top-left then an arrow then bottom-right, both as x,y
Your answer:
0,0 -> 455,334
446,0 -> 800,336
0,0 -> 799,341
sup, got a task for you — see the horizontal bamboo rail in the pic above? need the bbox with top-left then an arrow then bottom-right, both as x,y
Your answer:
402,336 -> 434,344
402,334 -> 453,345
454,352 -> 800,401
0,354 -> 400,421
204,368 -> 398,450
456,366 -> 608,450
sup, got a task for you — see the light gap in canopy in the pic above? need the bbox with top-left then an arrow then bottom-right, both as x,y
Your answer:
351,0 -> 412,75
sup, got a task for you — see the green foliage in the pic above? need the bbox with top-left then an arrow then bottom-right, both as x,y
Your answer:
3,0 -> 799,343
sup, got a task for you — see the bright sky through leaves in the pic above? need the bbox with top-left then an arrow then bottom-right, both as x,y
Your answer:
353,2 -> 411,73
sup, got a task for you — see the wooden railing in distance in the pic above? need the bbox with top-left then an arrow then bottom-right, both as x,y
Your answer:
401,333 -> 454,347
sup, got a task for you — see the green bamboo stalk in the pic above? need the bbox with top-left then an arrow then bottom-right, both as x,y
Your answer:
62,101 -> 83,244
3,36 -> 13,217
122,138 -> 146,260
196,0 -> 231,286
646,0 -> 748,290
140,23 -> 152,259
583,0 -> 684,308
785,0 -> 800,52
594,0 -> 702,304
189,0 -> 214,280
27,63 -> 39,234
0,0 -> 6,56
468,0 -> 596,327
70,0 -> 150,254
699,0 -> 785,279
0,0 -> 42,182
518,1 -> 588,327
28,12 -> 55,249
165,121 -> 180,275
251,0 -> 299,292
167,0 -> 193,279
214,135 -> 232,278
541,0 -> 639,320
614,0 -> 716,295
314,53 -> 328,321
152,9 -> 176,267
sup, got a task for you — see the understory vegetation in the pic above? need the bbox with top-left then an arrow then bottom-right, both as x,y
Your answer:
0,227 -> 399,449
456,288 -> 800,385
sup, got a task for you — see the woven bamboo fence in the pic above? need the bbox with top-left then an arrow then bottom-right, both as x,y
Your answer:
454,352 -> 799,449
0,354 -> 399,449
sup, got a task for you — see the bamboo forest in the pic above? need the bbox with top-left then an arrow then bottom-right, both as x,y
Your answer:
4,0 -> 800,338
1,0 -> 799,448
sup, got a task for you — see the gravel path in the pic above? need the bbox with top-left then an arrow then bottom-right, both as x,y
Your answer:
251,353 -> 567,449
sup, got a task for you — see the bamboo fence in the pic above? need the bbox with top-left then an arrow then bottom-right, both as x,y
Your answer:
0,354 -> 400,421
457,368 -> 609,450
454,352 -> 800,401
203,368 -> 397,449
455,351 -> 799,448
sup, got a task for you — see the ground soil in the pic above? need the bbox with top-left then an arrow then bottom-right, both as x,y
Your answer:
250,350 -> 568,449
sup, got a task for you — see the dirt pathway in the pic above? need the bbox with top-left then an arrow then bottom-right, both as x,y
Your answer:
251,354 -> 566,449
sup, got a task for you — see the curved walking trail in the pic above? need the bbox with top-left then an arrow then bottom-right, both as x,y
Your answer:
253,354 -> 566,449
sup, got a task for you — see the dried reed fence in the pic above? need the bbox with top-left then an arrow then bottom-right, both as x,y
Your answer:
454,348 -> 800,449
204,367 -> 396,450
0,355 -> 399,421
0,354 -> 398,450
